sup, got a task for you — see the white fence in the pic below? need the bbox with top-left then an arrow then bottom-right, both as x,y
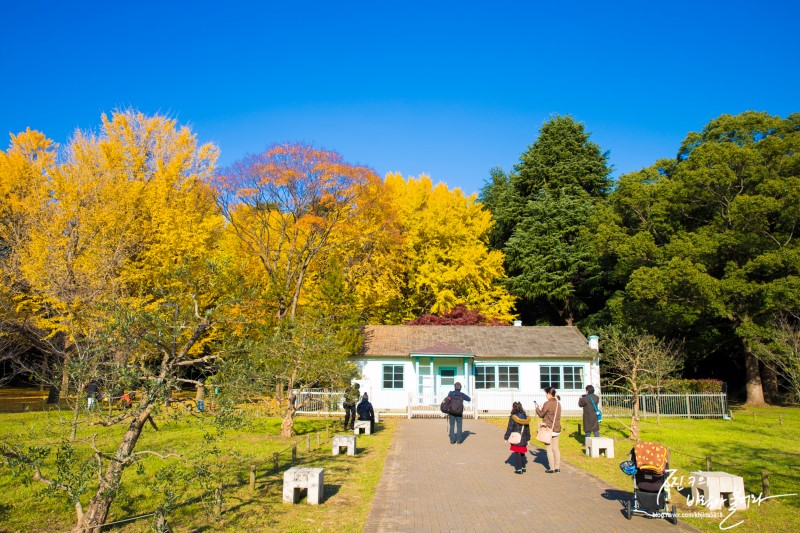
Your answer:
601,393 -> 728,419
294,390 -> 728,419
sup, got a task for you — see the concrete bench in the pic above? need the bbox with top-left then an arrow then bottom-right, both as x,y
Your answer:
332,434 -> 356,456
354,420 -> 371,435
283,467 -> 324,505
585,437 -> 615,458
690,471 -> 747,511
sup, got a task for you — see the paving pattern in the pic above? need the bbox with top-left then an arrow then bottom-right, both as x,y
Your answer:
365,418 -> 698,532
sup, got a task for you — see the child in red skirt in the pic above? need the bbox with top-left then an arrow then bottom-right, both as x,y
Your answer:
504,401 -> 531,474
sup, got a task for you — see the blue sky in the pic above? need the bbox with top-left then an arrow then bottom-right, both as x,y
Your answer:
2,1 -> 797,195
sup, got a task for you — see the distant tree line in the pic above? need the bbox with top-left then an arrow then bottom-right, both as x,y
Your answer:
480,112 -> 800,406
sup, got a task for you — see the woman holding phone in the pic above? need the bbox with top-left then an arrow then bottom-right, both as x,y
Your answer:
535,386 -> 562,473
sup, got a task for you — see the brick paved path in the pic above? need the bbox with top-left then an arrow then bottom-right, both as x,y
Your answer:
365,418 -> 697,532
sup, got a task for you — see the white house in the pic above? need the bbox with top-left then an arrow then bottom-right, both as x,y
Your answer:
352,325 -> 600,416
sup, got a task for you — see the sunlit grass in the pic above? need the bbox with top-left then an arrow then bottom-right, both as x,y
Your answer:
0,399 -> 396,532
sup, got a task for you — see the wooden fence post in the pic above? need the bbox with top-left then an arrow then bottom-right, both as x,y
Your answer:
292,444 -> 297,461
306,435 -> 311,452
761,471 -> 770,497
249,464 -> 256,491
154,508 -> 172,533
273,452 -> 279,471
317,431 -> 321,446
214,483 -> 223,519
705,456 -> 712,471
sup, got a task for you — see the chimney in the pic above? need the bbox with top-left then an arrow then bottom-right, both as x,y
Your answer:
588,335 -> 599,351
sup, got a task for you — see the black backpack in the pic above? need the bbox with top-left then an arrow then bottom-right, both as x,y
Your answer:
440,396 -> 451,414
448,393 -> 464,416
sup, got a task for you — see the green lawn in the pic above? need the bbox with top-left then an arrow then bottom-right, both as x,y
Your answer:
0,401 -> 396,532
490,405 -> 800,532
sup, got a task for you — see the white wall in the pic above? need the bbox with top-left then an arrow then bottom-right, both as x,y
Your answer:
356,357 -> 596,411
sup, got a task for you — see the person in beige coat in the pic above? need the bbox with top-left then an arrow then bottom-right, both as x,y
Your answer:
535,386 -> 562,473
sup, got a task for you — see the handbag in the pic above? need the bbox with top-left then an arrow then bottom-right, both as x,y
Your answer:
536,401 -> 560,444
508,421 -> 523,444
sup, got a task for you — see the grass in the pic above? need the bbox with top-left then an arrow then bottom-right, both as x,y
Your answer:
0,392 -> 396,532
488,405 -> 800,532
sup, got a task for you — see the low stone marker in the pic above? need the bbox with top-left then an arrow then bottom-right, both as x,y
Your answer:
332,434 -> 356,456
283,467 -> 324,505
374,411 -> 380,423
354,420 -> 371,435
690,471 -> 747,511
585,437 -> 615,458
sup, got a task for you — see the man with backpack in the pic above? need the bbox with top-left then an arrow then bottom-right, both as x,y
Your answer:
444,382 -> 471,444
342,382 -> 360,430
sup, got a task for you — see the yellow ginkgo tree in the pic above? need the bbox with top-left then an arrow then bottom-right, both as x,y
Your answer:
0,111 -> 229,533
354,173 -> 517,324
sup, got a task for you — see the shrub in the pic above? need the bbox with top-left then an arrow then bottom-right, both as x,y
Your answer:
659,379 -> 724,393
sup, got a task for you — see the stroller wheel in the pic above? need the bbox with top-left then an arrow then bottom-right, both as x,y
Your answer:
624,499 -> 633,520
668,504 -> 678,525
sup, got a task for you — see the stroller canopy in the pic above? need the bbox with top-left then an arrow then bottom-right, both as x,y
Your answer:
633,442 -> 669,474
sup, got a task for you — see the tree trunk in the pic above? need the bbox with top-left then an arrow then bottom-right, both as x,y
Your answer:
74,405 -> 153,532
280,403 -> 296,437
630,392 -> 640,442
554,301 -> 574,326
70,401 -> 80,442
761,362 -> 779,404
60,353 -> 71,400
655,390 -> 661,426
46,385 -> 60,404
744,350 -> 767,406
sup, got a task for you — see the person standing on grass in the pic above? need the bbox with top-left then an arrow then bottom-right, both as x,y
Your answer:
578,384 -> 600,439
445,382 -> 471,444
504,401 -> 531,474
86,380 -> 99,410
342,382 -> 360,430
195,380 -> 206,412
535,386 -> 562,473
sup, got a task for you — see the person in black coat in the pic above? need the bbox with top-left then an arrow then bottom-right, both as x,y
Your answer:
503,401 -> 531,474
356,393 -> 375,433
578,384 -> 601,438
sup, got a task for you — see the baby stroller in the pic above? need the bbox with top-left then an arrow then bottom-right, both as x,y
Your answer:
618,442 -> 678,525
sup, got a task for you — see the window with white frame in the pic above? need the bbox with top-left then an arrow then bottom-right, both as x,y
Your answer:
475,366 -> 495,389
540,365 -> 560,389
563,366 -> 584,390
476,365 -> 519,389
498,366 -> 520,388
540,365 -> 584,390
383,364 -> 404,389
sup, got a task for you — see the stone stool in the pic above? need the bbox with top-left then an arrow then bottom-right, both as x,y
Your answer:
354,420 -> 371,435
332,434 -> 356,456
374,412 -> 380,423
585,437 -> 615,458
283,467 -> 324,505
690,471 -> 747,511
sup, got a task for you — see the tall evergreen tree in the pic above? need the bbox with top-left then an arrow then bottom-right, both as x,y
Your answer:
512,114 -> 612,199
480,115 -> 611,325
